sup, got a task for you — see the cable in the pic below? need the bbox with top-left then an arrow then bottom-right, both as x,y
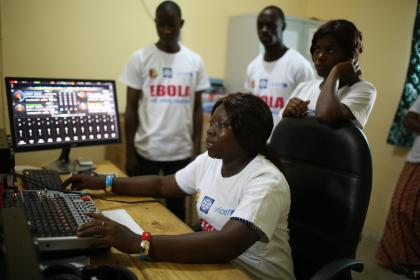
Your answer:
87,193 -> 162,205
88,194 -> 162,204
12,172 -> 48,190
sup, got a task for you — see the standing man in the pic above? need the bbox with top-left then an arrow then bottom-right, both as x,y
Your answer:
120,1 -> 210,221
245,6 -> 315,126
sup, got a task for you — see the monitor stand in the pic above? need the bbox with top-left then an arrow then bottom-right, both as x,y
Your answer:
42,147 -> 95,174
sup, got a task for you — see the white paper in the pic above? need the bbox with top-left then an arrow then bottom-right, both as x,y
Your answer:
102,209 -> 143,234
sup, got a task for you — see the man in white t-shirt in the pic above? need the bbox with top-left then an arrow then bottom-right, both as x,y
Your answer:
245,6 -> 315,126
120,1 -> 210,220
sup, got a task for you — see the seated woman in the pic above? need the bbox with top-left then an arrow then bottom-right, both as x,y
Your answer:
281,19 -> 376,129
63,93 -> 294,280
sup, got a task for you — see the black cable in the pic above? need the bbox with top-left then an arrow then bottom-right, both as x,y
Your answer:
87,193 -> 162,205
13,172 -> 51,190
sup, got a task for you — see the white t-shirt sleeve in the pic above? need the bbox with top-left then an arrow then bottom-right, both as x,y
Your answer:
175,153 -> 207,195
195,57 -> 211,92
120,51 -> 143,90
231,171 -> 289,243
340,81 -> 377,128
294,61 -> 316,85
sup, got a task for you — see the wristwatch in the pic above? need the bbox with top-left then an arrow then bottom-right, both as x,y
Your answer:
139,231 -> 152,259
105,175 -> 113,193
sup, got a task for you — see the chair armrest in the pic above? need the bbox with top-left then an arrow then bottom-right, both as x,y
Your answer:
310,258 -> 364,280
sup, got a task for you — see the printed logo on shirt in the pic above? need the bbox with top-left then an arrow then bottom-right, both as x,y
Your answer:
200,218 -> 216,231
251,80 -> 256,89
214,206 -> 234,216
200,195 -> 215,214
176,71 -> 193,77
149,68 -> 158,78
259,79 -> 268,89
163,67 -> 173,78
259,96 -> 284,109
271,82 -> 288,89
149,85 -> 191,98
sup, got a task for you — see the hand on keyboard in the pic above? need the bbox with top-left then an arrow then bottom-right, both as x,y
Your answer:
76,212 -> 140,254
62,174 -> 105,191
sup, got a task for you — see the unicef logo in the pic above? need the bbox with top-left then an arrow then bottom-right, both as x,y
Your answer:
200,196 -> 215,214
259,79 -> 268,89
163,67 -> 173,78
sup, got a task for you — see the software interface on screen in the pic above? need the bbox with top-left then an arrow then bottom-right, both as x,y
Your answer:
6,78 -> 120,151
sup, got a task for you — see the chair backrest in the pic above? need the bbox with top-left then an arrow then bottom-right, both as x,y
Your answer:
269,117 -> 372,280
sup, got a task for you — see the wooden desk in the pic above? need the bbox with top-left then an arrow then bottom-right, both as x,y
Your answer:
90,161 -> 250,280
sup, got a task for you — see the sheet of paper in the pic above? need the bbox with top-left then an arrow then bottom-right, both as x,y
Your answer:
102,209 -> 143,234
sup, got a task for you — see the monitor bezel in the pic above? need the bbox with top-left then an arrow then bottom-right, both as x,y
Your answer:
5,76 -> 122,153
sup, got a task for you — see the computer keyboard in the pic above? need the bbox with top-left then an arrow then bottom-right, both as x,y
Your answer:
22,169 -> 63,191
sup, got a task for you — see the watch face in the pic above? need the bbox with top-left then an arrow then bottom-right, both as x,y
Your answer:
141,240 -> 150,256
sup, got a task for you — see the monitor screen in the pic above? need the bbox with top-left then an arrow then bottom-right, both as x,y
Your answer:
5,77 -> 121,153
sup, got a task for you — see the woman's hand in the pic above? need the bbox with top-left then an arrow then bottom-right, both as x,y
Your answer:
282,97 -> 310,118
62,174 -> 105,191
77,212 -> 140,254
334,59 -> 361,86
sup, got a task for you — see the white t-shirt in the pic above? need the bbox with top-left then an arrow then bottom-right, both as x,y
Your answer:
245,49 -> 315,125
120,44 -> 210,161
175,153 -> 294,280
280,79 -> 377,129
407,97 -> 420,163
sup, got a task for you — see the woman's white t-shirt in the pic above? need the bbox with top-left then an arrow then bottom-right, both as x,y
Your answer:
175,152 -> 294,280
280,79 -> 377,128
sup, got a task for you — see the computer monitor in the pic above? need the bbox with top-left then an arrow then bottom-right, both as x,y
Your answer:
5,77 -> 121,174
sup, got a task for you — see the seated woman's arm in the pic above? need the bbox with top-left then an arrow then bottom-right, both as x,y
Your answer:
77,214 -> 259,263
65,173 -> 261,261
63,174 -> 187,198
150,220 -> 259,262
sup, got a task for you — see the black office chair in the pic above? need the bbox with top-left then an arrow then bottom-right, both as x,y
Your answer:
269,116 -> 372,280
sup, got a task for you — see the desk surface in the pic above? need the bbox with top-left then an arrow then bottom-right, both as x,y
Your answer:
90,161 -> 250,280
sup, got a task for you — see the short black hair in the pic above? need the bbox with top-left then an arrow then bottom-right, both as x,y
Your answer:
310,19 -> 363,59
212,93 -> 273,158
261,5 -> 286,31
156,1 -> 182,18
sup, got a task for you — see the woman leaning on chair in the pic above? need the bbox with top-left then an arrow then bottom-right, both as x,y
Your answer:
281,19 -> 377,129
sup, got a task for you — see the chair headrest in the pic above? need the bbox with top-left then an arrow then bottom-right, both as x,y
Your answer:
269,117 -> 371,175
